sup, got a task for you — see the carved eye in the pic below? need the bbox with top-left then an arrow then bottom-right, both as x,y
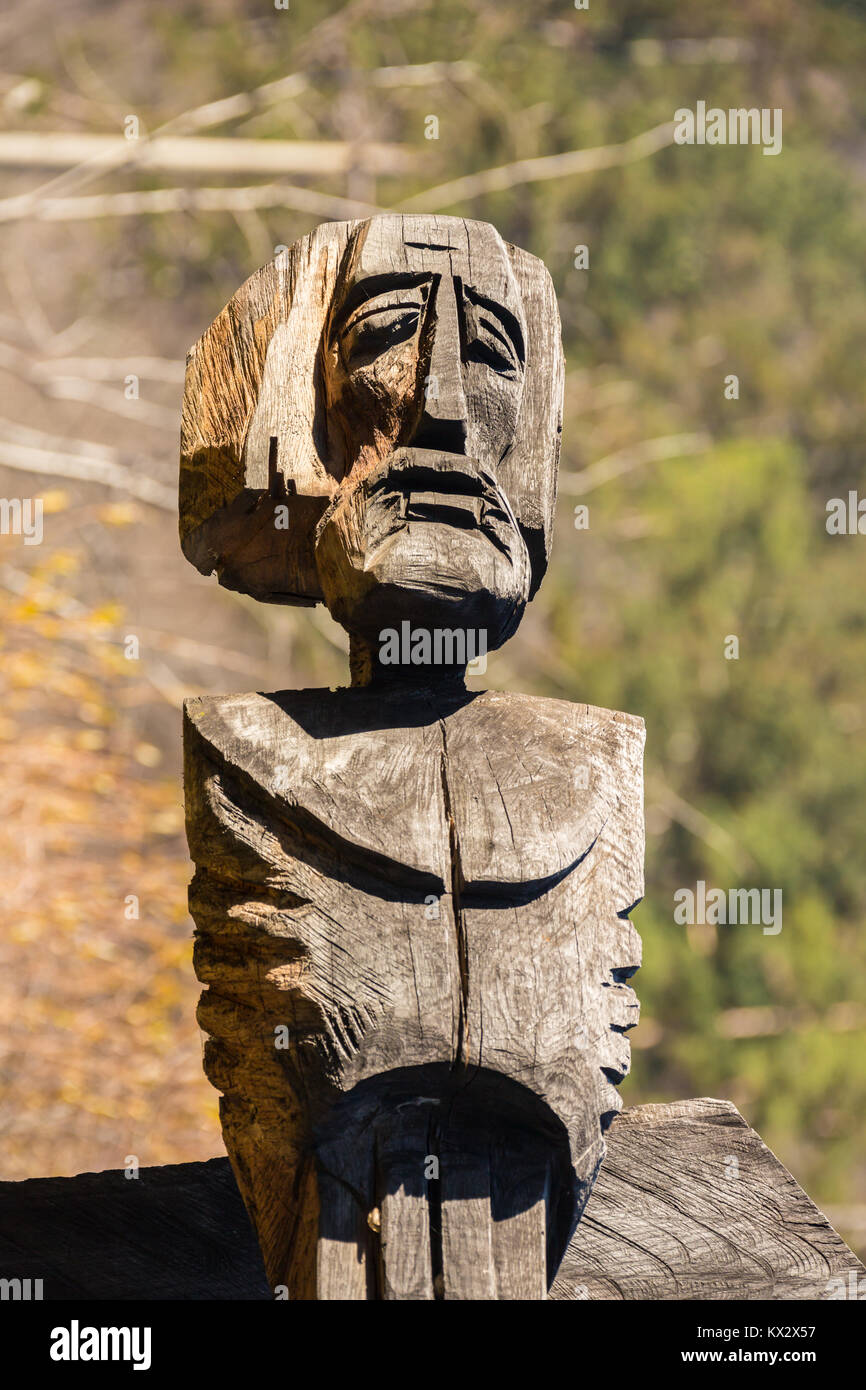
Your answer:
341,304 -> 422,366
463,305 -> 521,379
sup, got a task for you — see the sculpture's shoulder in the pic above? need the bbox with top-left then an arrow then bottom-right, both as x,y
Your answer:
183,685 -> 644,762
448,687 -> 645,766
183,686 -> 442,788
182,685 -> 644,897
441,689 -> 644,892
183,686 -> 451,881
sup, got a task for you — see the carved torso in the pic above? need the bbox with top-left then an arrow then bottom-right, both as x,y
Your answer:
185,686 -> 643,1296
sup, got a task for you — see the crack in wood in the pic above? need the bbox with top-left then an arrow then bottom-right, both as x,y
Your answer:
439,722 -> 469,1069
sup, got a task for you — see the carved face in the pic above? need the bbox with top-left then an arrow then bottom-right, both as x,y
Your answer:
322,219 -> 527,481
181,216 -> 563,628
314,217 -> 534,659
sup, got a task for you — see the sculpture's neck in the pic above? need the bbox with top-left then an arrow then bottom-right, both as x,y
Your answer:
349,634 -> 468,691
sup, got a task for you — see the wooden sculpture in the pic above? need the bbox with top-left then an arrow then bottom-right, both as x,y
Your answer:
180,215 -> 645,1300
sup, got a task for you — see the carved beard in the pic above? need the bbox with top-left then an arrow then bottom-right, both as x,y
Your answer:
314,446 -> 532,659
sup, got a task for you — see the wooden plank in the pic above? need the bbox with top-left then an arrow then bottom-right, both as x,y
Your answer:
439,1133 -> 495,1301
0,1102 -> 860,1300
377,1109 -> 434,1301
551,1098 -> 865,1301
492,1198 -> 547,1300
490,1144 -> 548,1299
316,1175 -> 372,1302
0,1157 -> 271,1301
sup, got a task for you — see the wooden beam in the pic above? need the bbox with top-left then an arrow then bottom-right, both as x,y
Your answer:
554,1099 -> 863,1301
0,1101 -> 859,1301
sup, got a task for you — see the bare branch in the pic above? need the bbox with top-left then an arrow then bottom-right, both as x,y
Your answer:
0,131 -> 410,177
0,419 -> 175,509
398,120 -> 676,211
3,181 -> 382,225
0,0 -> 432,222
0,340 -> 177,428
647,777 -> 754,873
0,250 -> 56,345
157,74 -> 309,137
717,1002 -> 866,1039
0,562 -> 273,677
558,432 -> 712,495
370,60 -> 477,86
29,353 -> 184,383
40,380 -> 178,430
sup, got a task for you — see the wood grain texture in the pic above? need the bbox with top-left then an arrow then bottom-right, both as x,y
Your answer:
1,1102 -> 859,1300
179,215 -> 563,615
179,215 -> 642,1301
553,1098 -> 865,1300
184,684 -> 645,1298
180,220 -> 351,603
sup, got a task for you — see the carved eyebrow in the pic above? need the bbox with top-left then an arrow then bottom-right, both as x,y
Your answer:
340,289 -> 427,335
331,272 -> 431,339
463,285 -> 525,365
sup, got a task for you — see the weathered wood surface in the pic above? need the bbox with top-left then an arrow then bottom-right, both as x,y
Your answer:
179,214 -> 563,616
184,684 -> 645,1298
1,1101 -> 859,1301
0,1155 -> 266,1300
552,1098 -> 865,1301
179,213 -> 645,1300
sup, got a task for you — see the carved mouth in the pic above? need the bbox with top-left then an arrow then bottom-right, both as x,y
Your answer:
314,447 -> 529,589
405,490 -> 482,527
364,451 -> 513,537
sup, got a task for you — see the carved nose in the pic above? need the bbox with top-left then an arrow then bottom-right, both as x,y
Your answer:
412,280 -> 467,454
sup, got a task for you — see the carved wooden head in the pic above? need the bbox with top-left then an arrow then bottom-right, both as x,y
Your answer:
180,216 -> 564,661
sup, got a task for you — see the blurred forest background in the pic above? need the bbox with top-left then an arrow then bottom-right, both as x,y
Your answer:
1,0 -> 865,1262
